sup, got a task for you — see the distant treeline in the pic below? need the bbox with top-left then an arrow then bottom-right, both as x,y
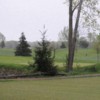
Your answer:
1,40 -> 91,49
3,41 -> 62,49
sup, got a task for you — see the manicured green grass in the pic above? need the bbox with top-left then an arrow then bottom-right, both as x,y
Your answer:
0,48 -> 33,65
74,48 -> 99,63
0,48 -> 99,67
0,56 -> 33,65
55,48 -> 99,63
0,48 -> 14,56
0,77 -> 100,100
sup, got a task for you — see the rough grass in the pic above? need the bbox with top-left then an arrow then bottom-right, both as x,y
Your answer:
0,77 -> 100,100
0,63 -> 30,76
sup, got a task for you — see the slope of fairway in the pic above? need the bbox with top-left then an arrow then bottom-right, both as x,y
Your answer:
0,77 -> 100,100
0,48 -> 99,66
0,48 -> 14,56
0,56 -> 32,65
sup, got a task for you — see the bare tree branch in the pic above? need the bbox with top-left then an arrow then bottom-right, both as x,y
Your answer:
72,1 -> 80,13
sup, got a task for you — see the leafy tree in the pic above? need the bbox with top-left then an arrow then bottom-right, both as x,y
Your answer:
79,37 -> 89,48
87,32 -> 96,48
15,32 -> 32,56
33,29 -> 57,75
0,40 -> 5,48
59,27 -> 68,42
60,42 -> 66,48
58,27 -> 69,48
0,32 -> 6,48
5,41 -> 18,49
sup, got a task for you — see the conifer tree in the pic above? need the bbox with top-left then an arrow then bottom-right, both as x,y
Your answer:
15,32 -> 32,56
33,29 -> 57,75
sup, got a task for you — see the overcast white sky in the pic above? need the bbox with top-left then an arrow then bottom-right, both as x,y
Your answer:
0,0 -> 68,41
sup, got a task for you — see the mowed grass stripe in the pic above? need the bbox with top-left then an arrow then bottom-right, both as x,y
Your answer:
0,77 -> 100,100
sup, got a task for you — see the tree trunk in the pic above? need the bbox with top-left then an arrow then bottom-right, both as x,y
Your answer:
67,0 -> 73,72
67,0 -> 83,72
72,0 -> 83,67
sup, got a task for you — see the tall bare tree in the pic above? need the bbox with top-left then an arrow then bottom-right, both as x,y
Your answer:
67,0 -> 83,71
66,0 -> 99,72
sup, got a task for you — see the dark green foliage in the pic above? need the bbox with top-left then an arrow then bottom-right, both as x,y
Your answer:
79,37 -> 89,48
15,33 -> 32,56
0,40 -> 5,48
0,33 -> 5,48
84,66 -> 97,72
33,31 -> 57,75
72,64 -> 100,75
60,42 -> 66,48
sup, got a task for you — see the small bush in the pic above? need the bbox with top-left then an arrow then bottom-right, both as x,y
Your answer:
73,64 -> 99,75
84,66 -> 97,72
